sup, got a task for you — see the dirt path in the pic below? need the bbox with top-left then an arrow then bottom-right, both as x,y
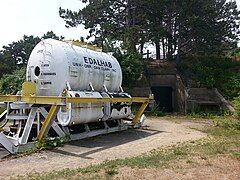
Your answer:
0,118 -> 207,179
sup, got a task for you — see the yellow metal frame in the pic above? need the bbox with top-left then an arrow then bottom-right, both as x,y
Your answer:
22,82 -> 36,96
66,40 -> 102,52
0,95 -> 149,105
0,94 -> 150,140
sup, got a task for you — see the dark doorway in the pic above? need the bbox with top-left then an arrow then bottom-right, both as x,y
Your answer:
151,86 -> 173,112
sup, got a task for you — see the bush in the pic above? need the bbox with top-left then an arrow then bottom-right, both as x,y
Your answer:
179,56 -> 240,99
0,67 -> 26,95
233,95 -> 240,119
213,118 -> 240,130
116,52 -> 143,87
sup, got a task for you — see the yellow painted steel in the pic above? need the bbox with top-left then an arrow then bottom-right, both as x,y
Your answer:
0,95 -> 19,102
0,94 -> 150,126
22,82 -> 36,96
0,95 -> 149,105
66,97 -> 149,104
0,95 -> 65,105
37,105 -> 58,140
66,40 -> 102,52
132,102 -> 149,124
22,96 -> 65,105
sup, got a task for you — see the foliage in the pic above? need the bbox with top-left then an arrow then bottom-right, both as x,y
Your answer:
233,95 -> 240,119
0,32 -> 63,94
1,35 -> 40,68
36,138 -> 67,150
213,118 -> 240,130
42,31 -> 64,40
115,52 -> 143,87
148,104 -> 165,117
0,67 -> 26,95
0,31 -> 63,79
179,56 -> 240,99
59,0 -> 240,58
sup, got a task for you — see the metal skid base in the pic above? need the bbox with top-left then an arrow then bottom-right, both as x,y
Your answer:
0,134 -> 35,154
0,103 -> 143,154
0,120 -> 131,154
66,120 -> 130,142
0,92 -> 149,154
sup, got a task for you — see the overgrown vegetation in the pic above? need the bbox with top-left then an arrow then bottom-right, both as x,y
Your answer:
233,95 -> 240,119
14,137 -> 69,158
179,56 -> 240,100
36,137 -> 68,151
147,104 -> 165,117
115,52 -> 143,87
0,67 -> 26,95
0,32 -> 63,95
16,117 -> 240,180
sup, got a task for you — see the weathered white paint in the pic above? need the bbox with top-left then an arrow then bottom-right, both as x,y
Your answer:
27,39 -> 122,96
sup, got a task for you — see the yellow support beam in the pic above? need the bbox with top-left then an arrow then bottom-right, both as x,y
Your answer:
0,95 -> 65,105
0,95 -> 18,102
132,102 -> 149,125
0,94 -> 150,125
22,96 -> 65,105
0,95 -> 149,105
37,105 -> 59,141
66,97 -> 149,104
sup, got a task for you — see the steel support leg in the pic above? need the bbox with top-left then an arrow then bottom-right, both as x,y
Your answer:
132,102 -> 149,125
39,107 -> 66,138
19,107 -> 37,144
37,105 -> 59,141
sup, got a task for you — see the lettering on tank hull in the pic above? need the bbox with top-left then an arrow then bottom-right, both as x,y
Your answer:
72,57 -> 117,72
83,57 -> 113,69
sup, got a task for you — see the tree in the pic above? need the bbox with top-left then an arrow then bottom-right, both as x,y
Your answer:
0,67 -> 26,95
0,31 -> 64,94
1,35 -> 40,67
59,0 -> 148,53
0,31 -> 64,79
60,0 -> 240,60
42,31 -> 64,40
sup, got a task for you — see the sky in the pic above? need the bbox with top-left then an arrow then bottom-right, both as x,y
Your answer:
0,0 -> 240,49
0,0 -> 88,48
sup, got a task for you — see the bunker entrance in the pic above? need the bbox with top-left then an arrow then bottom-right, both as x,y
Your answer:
151,86 -> 173,112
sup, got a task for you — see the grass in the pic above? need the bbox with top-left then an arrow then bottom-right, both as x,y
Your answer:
12,137 -> 69,159
14,117 -> 240,180
147,104 -> 165,117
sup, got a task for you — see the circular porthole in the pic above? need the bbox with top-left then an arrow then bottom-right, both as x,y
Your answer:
34,66 -> 40,77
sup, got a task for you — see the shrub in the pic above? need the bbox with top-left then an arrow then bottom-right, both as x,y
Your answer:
116,52 -> 143,88
233,95 -> 240,119
179,56 -> 240,99
0,67 -> 26,95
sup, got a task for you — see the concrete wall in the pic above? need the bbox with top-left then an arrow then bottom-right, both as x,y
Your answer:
124,60 -> 187,114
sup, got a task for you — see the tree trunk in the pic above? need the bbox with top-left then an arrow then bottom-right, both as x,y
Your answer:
140,42 -> 144,57
162,38 -> 166,60
155,41 -> 160,60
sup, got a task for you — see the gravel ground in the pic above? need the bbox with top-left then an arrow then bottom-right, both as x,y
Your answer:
0,118 -> 206,179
